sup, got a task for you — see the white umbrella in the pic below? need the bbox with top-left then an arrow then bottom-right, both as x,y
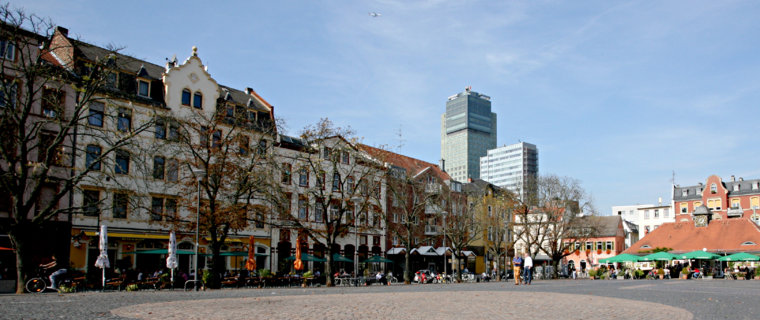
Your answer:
166,231 -> 178,288
94,225 -> 109,290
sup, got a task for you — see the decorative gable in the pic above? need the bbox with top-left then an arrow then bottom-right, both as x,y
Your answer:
162,46 -> 220,115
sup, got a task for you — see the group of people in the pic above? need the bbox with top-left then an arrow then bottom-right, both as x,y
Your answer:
512,252 -> 533,285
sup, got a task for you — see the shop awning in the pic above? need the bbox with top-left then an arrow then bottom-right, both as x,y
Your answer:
84,231 -> 169,240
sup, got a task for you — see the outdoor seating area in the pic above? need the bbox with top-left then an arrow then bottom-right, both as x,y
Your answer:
594,250 -> 760,280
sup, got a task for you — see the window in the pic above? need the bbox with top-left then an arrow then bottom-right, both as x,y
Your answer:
392,212 -> 398,223
341,151 -> 349,164
332,172 -> 341,191
239,136 -> 249,155
281,163 -> 291,184
585,242 -> 592,250
0,38 -> 16,60
330,204 -> 341,221
392,235 -> 398,246
298,168 -> 308,187
298,197 -> 308,220
105,72 -> 117,89
694,201 -> 702,208
733,184 -> 740,191
315,202 -> 324,223
112,192 -> 128,218
211,130 -> 222,149
731,198 -> 740,209
707,199 -> 721,211
257,140 -> 267,155
88,102 -> 104,127
596,242 -> 603,250
606,241 -> 613,250
38,132 -> 63,165
153,156 -> 165,179
316,171 -> 325,190
181,89 -> 191,106
42,88 -> 64,118
137,80 -> 150,97
117,108 -> 131,132
166,159 -> 178,182
346,176 -> 354,193
83,190 -> 100,216
193,92 -> 202,109
0,80 -> 17,108
750,197 -> 759,209
754,182 -> 759,190
85,144 -> 101,170
322,147 -> 331,159
155,119 -> 166,139
166,198 -> 177,221
664,208 -> 669,217
168,122 -> 179,141
654,209 -> 659,218
488,205 -> 492,217
199,126 -> 209,147
151,197 -> 164,221
682,189 -> 688,197
115,150 -> 130,174
710,183 -> 717,194
680,203 -> 688,214
644,210 -> 650,219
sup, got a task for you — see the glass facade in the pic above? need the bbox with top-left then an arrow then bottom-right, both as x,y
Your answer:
441,88 -> 497,182
479,142 -> 538,200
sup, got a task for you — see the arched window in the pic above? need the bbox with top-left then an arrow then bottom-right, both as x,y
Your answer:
710,183 -> 717,193
181,89 -> 191,106
193,92 -> 202,109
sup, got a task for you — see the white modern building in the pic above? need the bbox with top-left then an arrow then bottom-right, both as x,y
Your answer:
479,142 -> 538,200
440,87 -> 497,182
612,200 -> 674,247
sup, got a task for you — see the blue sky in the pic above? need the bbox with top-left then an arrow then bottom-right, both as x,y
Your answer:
20,0 -> 760,213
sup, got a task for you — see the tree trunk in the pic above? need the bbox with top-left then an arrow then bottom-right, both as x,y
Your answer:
404,252 -> 411,284
206,243 -> 224,289
324,245 -> 334,287
9,230 -> 26,294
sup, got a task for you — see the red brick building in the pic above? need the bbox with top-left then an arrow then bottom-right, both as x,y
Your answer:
563,215 -> 625,270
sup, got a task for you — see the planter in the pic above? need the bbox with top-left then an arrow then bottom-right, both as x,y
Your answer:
605,250 -> 612,255
574,250 -> 580,255
681,274 -> 688,279
659,275 -> 664,280
596,250 -> 602,254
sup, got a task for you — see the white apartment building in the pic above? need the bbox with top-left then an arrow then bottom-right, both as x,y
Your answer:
612,200 -> 674,247
479,142 -> 538,200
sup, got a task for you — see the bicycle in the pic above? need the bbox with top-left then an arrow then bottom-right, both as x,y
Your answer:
26,268 -> 73,293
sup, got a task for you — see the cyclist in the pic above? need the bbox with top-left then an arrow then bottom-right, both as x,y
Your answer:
40,255 -> 67,290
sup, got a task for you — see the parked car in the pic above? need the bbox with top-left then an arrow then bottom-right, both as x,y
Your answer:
413,270 -> 435,283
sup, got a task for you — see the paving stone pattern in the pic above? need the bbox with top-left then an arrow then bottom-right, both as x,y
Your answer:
2,279 -> 759,319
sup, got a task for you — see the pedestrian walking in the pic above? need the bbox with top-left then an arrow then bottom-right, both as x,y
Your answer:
512,255 -> 523,285
523,253 -> 533,285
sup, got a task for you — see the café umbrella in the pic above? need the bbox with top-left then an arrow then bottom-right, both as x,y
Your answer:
245,235 -> 256,272
94,225 -> 110,290
718,252 -> 760,262
641,251 -> 678,262
166,231 -> 178,288
294,238 -> 304,271
679,250 -> 720,260
599,253 -> 642,263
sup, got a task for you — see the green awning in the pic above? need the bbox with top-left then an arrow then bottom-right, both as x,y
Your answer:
679,250 -> 720,260
284,253 -> 327,262
363,255 -> 394,263
718,252 -> 760,262
641,251 -> 678,261
332,253 -> 353,263
599,253 -> 641,263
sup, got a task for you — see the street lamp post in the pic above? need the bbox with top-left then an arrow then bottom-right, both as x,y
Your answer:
442,211 -> 447,284
191,169 -> 205,291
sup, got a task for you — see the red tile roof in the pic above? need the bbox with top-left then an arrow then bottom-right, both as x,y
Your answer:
623,218 -> 760,254
359,145 -> 451,182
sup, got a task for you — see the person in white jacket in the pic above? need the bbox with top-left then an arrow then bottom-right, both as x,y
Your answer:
523,253 -> 533,285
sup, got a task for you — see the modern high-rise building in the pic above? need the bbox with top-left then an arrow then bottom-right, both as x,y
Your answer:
440,87 -> 497,182
479,142 -> 538,200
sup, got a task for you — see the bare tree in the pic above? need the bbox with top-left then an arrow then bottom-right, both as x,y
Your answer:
0,5 -> 154,293
511,174 -> 599,279
271,118 -> 383,287
169,92 -> 278,288
442,187 -> 481,282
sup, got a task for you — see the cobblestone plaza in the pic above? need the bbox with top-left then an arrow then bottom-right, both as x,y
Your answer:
3,280 -> 759,319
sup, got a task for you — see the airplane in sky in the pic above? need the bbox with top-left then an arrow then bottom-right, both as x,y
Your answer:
369,12 -> 381,17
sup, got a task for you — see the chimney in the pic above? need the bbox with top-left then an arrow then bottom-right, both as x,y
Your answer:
55,26 -> 69,37
658,197 -> 662,206
468,177 -> 473,183
739,177 -> 744,181
439,159 -> 445,172
731,175 -> 735,182
245,87 -> 253,95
